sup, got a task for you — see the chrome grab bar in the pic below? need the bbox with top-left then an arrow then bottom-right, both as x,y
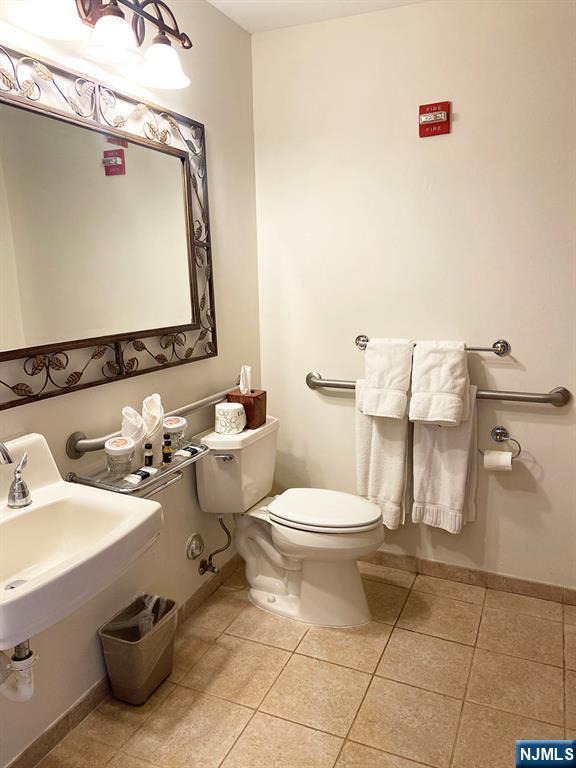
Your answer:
305,372 -> 571,407
66,384 -> 237,459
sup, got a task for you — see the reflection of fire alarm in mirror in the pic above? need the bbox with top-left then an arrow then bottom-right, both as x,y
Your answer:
103,149 -> 125,176
419,101 -> 451,138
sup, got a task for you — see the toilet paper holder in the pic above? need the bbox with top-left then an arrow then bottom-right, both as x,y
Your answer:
488,426 -> 522,460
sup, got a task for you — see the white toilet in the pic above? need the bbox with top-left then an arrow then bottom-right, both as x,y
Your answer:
196,417 -> 383,626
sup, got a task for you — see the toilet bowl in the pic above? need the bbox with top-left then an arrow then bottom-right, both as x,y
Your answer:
196,418 -> 384,627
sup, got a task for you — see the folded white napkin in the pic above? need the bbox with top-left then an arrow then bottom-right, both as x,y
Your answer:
409,340 -> 469,426
121,406 -> 146,452
142,393 -> 164,463
358,339 -> 414,419
356,380 -> 410,530
411,385 -> 478,534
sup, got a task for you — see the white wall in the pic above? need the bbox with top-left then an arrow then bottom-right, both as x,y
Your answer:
253,0 -> 576,587
0,2 -> 258,765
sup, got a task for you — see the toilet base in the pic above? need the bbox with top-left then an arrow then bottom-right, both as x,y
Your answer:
248,559 -> 371,627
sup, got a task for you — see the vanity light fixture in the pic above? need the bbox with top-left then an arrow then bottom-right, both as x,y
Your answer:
12,0 -> 193,89
78,0 -> 192,87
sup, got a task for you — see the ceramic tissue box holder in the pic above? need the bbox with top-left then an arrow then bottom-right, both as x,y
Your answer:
215,402 -> 247,434
227,389 -> 267,429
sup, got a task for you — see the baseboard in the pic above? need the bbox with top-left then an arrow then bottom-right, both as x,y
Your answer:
361,550 -> 575,605
6,677 -> 110,768
7,552 -> 244,768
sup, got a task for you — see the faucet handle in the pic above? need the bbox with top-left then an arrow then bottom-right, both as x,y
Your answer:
15,452 -> 27,474
8,452 -> 31,509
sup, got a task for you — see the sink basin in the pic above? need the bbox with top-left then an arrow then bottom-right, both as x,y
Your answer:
0,434 -> 163,650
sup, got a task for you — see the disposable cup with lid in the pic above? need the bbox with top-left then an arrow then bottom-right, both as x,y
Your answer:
105,436 -> 135,474
163,416 -> 187,449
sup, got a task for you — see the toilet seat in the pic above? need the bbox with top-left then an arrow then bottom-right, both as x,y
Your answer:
267,488 -> 382,534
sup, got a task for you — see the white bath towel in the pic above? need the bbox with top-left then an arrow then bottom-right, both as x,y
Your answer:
409,341 -> 469,426
411,385 -> 478,534
356,379 -> 410,530
358,339 -> 414,419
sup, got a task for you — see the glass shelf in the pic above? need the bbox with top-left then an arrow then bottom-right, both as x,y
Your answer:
67,441 -> 209,496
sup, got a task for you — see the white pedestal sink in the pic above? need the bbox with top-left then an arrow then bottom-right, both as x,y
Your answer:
0,434 -> 163,650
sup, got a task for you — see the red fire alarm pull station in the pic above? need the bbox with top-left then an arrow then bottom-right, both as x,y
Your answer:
103,148 -> 125,176
419,101 -> 451,138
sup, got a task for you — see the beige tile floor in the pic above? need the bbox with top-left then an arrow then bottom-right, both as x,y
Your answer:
39,563 -> 574,768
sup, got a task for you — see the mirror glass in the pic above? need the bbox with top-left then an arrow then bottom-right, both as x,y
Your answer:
0,102 -> 195,353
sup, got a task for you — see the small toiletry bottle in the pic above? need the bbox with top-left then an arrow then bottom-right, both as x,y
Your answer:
143,443 -> 154,467
162,434 -> 173,464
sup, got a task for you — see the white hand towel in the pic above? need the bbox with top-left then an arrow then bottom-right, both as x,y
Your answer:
411,385 -> 478,534
142,393 -> 164,464
356,379 -> 409,530
409,340 -> 469,426
358,339 -> 414,419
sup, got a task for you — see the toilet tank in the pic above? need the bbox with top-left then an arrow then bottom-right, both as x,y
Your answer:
196,416 -> 279,515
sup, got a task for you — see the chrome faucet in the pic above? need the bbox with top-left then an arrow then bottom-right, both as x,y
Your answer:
1,444 -> 32,508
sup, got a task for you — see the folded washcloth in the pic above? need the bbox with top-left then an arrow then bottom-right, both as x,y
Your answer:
356,379 -> 410,530
409,340 -> 469,426
358,338 -> 414,419
411,385 -> 478,534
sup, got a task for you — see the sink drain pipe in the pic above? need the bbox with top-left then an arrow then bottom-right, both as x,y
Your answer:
0,641 -> 38,703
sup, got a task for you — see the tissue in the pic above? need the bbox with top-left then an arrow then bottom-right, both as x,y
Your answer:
239,365 -> 252,395
483,450 -> 513,472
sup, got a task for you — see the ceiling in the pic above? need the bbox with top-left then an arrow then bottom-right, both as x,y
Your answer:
206,0 -> 426,34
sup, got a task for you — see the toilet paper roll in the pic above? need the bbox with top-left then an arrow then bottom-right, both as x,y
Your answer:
483,449 -> 513,472
215,402 -> 247,434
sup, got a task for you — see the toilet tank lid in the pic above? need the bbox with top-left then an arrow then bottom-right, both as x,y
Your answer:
198,416 -> 278,450
268,488 -> 382,528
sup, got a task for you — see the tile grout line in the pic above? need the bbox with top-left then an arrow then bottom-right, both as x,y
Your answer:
345,736 -> 438,768
333,589 -> 409,764
215,707 -> 259,768
329,608 -> 397,768
447,579 -> 487,768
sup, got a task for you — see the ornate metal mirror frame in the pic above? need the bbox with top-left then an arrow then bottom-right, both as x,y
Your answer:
0,44 -> 216,411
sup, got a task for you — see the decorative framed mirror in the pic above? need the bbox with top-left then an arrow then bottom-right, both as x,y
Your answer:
0,44 -> 217,410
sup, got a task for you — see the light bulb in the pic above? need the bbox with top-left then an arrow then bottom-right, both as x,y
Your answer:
86,6 -> 143,65
9,0 -> 91,41
138,33 -> 190,90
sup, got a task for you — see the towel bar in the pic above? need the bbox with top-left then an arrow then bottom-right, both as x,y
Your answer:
305,372 -> 571,407
355,335 -> 511,356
